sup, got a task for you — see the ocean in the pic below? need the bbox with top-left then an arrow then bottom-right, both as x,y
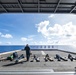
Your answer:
0,45 -> 76,53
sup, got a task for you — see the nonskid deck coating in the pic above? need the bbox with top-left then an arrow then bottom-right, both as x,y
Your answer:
0,50 -> 76,72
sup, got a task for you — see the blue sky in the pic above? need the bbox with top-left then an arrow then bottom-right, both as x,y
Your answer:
0,13 -> 76,45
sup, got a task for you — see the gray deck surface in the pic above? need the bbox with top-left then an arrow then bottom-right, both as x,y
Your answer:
0,49 -> 76,72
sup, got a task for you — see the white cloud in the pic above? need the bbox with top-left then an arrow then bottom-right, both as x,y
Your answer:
36,20 -> 50,37
28,37 -> 33,41
28,35 -> 34,41
36,21 -> 76,45
1,34 -> 13,38
0,32 -> 13,39
0,32 -> 2,35
6,42 -> 11,45
30,40 -> 55,45
21,37 -> 27,42
48,14 -> 55,18
32,41 -> 38,45
21,36 -> 33,42
0,42 -> 2,44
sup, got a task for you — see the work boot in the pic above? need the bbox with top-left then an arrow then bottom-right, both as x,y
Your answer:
36,57 -> 40,62
44,57 -> 48,62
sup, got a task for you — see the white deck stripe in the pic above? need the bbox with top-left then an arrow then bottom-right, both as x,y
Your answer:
0,71 -> 75,74
41,51 -> 46,55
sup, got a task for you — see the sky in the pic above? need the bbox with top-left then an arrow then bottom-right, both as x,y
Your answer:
0,13 -> 76,45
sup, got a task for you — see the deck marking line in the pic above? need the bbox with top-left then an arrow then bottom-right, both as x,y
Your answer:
41,51 -> 46,55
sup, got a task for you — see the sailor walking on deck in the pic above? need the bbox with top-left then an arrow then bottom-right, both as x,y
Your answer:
24,44 -> 30,61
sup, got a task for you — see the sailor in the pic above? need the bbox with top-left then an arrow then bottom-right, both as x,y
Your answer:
44,54 -> 54,62
30,55 -> 40,62
24,44 -> 30,61
15,54 -> 25,63
68,54 -> 73,61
